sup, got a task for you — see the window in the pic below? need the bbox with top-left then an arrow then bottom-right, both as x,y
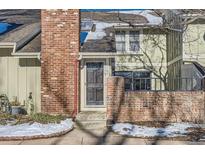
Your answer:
114,71 -> 151,91
115,30 -> 140,52
133,72 -> 151,90
115,31 -> 126,52
129,31 -> 140,52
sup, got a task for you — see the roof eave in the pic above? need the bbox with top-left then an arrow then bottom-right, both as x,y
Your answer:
11,52 -> 40,59
113,24 -> 164,29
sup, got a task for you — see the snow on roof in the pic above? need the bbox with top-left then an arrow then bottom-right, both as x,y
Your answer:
81,10 -> 163,42
80,10 -> 164,50
111,10 -> 163,25
81,19 -> 94,31
85,21 -> 113,41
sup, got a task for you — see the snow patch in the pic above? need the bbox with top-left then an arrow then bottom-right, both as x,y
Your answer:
0,119 -> 73,137
85,20 -> 129,41
85,21 -> 113,40
83,10 -> 163,42
112,123 -> 201,137
111,10 -> 163,25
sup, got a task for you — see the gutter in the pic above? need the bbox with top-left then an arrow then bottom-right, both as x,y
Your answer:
79,52 -> 143,59
0,42 -> 40,59
73,59 -> 79,118
113,24 -> 163,29
0,42 -> 16,53
71,58 -> 79,119
0,26 -> 41,59
11,52 -> 40,59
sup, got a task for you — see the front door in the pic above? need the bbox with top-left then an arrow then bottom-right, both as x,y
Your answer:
86,62 -> 104,107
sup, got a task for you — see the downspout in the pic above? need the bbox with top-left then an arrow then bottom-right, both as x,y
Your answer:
72,9 -> 81,119
72,58 -> 79,119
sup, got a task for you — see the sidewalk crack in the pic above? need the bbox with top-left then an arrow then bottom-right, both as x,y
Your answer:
81,137 -> 84,145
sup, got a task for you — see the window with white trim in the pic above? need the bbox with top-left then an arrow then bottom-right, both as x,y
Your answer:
115,30 -> 140,53
114,71 -> 151,91
115,31 -> 126,52
129,31 -> 140,52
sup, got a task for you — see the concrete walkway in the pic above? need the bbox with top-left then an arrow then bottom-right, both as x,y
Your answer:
1,122 -> 205,145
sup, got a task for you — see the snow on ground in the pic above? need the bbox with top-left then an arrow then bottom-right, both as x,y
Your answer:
112,123 -> 202,137
0,119 -> 73,137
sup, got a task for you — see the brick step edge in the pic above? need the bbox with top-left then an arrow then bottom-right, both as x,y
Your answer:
0,126 -> 74,141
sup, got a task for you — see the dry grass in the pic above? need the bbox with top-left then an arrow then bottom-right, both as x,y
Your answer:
0,113 -> 69,125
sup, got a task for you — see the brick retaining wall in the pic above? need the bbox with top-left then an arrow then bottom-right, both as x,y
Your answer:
107,76 -> 205,124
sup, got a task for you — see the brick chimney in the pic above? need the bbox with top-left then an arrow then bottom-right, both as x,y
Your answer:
41,9 -> 80,115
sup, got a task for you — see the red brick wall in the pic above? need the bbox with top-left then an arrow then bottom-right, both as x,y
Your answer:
107,76 -> 205,123
41,10 -> 80,115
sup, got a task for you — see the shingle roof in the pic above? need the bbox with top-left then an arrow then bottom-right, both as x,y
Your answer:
17,34 -> 41,53
81,12 -> 149,24
80,10 -> 163,53
0,9 -> 41,53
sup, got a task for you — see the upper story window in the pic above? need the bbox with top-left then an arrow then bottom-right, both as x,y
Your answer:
129,31 -> 140,51
115,31 -> 126,52
115,30 -> 140,53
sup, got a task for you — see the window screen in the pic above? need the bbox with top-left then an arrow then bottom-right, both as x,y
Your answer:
129,31 -> 140,52
115,31 -> 126,52
114,71 -> 151,91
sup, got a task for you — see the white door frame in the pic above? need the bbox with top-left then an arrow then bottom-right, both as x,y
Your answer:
80,58 -> 111,112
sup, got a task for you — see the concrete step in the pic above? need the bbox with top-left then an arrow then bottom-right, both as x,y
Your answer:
75,111 -> 107,129
76,111 -> 106,121
75,120 -> 106,129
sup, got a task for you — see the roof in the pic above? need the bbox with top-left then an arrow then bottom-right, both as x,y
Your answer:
80,10 -> 163,52
17,34 -> 41,53
0,9 -> 41,53
193,62 -> 205,76
81,11 -> 149,24
0,9 -> 164,54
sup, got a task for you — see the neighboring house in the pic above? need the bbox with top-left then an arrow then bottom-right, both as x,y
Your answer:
0,10 -> 41,112
166,10 -> 205,90
183,12 -> 205,65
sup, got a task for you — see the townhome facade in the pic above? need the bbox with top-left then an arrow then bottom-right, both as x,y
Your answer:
79,10 -> 167,112
0,9 -> 205,123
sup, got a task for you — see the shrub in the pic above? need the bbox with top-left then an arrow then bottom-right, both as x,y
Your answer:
30,113 -> 68,124
0,113 -> 13,119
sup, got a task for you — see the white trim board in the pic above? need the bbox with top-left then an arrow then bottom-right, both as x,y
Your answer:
167,55 -> 183,66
